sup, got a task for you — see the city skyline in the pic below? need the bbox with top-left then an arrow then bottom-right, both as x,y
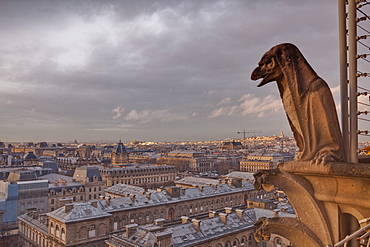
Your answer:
0,1 -> 353,142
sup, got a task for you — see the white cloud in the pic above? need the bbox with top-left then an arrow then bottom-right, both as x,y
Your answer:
208,94 -> 282,118
112,106 -> 125,119
217,97 -> 231,105
124,109 -> 190,123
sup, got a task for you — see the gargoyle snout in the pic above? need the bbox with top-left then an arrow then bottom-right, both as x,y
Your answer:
251,66 -> 263,81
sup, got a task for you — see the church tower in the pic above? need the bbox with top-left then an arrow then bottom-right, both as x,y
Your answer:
111,140 -> 129,165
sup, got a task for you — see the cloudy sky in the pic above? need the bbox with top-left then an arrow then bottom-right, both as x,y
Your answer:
0,0 -> 365,143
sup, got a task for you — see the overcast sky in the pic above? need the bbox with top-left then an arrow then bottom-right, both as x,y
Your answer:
0,0 -> 364,143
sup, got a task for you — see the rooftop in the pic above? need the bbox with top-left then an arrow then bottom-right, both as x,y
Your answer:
47,201 -> 111,223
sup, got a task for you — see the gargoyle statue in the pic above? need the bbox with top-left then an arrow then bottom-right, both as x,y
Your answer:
251,43 -> 345,164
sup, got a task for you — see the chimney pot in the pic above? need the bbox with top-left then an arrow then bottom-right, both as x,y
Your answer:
236,209 -> 244,219
225,207 -> 233,214
154,218 -> 165,227
65,203 -> 73,213
130,194 -> 136,202
192,218 -> 201,232
181,216 -> 190,224
209,211 -> 217,218
219,213 -> 228,224
91,200 -> 98,208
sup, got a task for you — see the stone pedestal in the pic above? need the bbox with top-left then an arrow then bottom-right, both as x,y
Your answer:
254,161 -> 370,247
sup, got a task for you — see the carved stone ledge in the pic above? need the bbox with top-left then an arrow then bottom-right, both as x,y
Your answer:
253,161 -> 370,247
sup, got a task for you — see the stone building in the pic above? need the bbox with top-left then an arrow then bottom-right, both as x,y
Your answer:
18,201 -> 111,247
105,207 -> 295,247
18,180 -> 270,246
42,166 -> 106,212
240,152 -> 292,173
221,140 -> 244,150
157,150 -> 214,172
111,141 -> 129,165
100,164 -> 176,188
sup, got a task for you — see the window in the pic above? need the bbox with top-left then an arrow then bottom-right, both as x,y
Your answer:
88,225 -> 96,238
51,199 -> 55,204
113,218 -> 119,231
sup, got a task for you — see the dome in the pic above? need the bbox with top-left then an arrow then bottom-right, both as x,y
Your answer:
115,140 -> 127,154
23,151 -> 38,161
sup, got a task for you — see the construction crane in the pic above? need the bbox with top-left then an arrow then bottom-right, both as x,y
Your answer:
237,130 -> 262,148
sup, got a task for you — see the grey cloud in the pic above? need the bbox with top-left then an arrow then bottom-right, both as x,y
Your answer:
0,0 -> 343,141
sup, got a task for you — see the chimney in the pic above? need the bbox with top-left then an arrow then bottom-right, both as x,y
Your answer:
225,207 -> 233,214
236,209 -> 244,219
65,203 -> 73,213
231,179 -> 242,188
91,200 -> 98,208
130,194 -> 136,202
59,198 -> 73,207
164,187 -> 180,198
27,208 -> 36,217
227,179 -> 233,187
196,185 -> 203,192
32,210 -> 39,220
154,231 -> 173,247
105,197 -> 111,206
180,188 -> 186,195
39,213 -> 47,223
192,219 -> 201,232
212,184 -> 218,190
181,216 -> 190,224
145,192 -> 151,199
209,211 -> 217,218
154,218 -> 165,227
126,224 -> 138,239
273,209 -> 280,217
99,195 -> 104,200
219,213 -> 228,225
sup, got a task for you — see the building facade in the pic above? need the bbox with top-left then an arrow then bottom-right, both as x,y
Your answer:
18,180 -> 272,246
157,150 -> 215,172
240,152 -> 292,173
100,164 -> 176,188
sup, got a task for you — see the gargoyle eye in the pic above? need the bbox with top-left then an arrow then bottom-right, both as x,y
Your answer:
264,58 -> 271,64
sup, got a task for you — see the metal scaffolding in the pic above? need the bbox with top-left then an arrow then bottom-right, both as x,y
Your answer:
338,0 -> 370,163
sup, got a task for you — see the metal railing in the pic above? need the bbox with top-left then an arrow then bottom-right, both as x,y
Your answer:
327,219 -> 370,247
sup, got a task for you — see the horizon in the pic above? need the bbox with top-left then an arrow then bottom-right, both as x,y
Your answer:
1,1 -> 367,143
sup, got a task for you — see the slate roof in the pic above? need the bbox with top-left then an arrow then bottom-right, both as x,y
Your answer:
47,201 -> 111,223
104,183 -> 156,196
114,141 -> 127,154
109,208 -> 288,246
175,177 -> 219,186
39,173 -> 72,183
223,171 -> 255,181
98,181 -> 254,213
73,166 -> 102,182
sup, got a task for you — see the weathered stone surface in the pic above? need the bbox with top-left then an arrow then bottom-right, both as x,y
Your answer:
254,161 -> 370,247
251,43 -> 345,164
